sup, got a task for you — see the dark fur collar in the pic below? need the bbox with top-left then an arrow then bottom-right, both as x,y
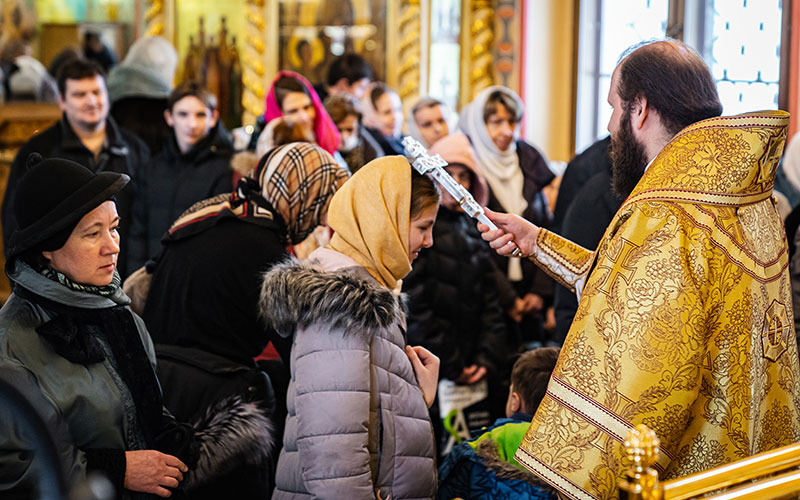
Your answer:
259,258 -> 404,338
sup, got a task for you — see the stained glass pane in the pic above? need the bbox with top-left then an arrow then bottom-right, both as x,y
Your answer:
594,0 -> 668,143
708,0 -> 782,115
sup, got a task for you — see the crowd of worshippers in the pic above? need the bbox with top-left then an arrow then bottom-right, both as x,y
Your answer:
0,33 -> 799,500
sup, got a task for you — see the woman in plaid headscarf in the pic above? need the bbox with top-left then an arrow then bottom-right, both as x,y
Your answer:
139,142 -> 349,497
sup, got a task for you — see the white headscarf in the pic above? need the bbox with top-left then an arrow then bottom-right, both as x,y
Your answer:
405,96 -> 453,147
457,86 -> 527,217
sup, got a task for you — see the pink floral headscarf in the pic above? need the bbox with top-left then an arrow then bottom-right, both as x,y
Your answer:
264,70 -> 340,156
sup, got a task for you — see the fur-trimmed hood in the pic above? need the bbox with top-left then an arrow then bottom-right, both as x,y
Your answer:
259,257 -> 405,338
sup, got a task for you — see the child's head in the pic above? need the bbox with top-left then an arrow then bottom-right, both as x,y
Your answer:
324,94 -> 362,153
165,81 -> 218,154
506,347 -> 560,417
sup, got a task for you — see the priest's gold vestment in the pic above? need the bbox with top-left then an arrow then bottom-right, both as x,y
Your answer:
515,111 -> 800,500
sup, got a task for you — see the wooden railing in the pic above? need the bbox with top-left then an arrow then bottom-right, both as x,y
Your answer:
0,102 -> 61,304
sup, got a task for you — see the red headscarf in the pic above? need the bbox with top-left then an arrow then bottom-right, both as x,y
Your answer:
264,70 -> 340,156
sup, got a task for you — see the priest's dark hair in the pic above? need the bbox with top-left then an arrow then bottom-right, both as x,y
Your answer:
616,39 -> 722,136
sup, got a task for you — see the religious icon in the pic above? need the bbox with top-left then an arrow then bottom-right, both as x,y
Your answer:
277,0 -> 386,85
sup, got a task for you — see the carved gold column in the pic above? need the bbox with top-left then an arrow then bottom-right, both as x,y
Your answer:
459,0 -> 495,107
143,0 -> 175,43
388,0 -> 425,120
242,0 -> 277,126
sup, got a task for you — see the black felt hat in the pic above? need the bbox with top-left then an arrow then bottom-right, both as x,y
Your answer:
7,154 -> 129,258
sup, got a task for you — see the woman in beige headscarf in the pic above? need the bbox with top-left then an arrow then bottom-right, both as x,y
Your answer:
261,156 -> 441,499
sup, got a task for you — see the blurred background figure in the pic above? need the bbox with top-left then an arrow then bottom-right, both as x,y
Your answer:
0,38 -> 56,102
127,81 -> 234,274
406,96 -> 451,148
259,70 -> 340,156
313,52 -> 374,102
107,35 -> 178,155
361,81 -> 405,156
255,116 -> 315,161
324,93 -> 381,173
82,31 -> 117,73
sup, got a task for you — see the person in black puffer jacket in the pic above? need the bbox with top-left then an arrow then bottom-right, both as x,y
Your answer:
403,133 -> 510,454
127,81 -> 234,274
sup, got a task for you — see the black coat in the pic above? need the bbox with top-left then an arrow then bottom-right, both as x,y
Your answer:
127,122 -> 234,274
143,218 -> 290,366
1,115 -> 149,278
403,206 -> 508,380
143,216 -> 286,500
486,139 -> 556,310
552,136 -> 612,233
364,126 -> 406,156
110,96 -> 171,155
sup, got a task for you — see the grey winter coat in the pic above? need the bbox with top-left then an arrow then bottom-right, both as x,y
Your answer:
260,248 -> 437,500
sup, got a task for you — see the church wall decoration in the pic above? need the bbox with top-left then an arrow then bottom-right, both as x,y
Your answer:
141,0 -> 524,125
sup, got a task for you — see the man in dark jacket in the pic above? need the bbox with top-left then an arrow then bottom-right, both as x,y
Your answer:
1,58 -> 149,278
127,81 -> 234,273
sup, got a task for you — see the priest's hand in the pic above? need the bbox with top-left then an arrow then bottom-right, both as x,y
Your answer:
478,208 -> 539,257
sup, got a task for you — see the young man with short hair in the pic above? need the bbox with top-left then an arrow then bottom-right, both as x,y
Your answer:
314,53 -> 374,102
127,81 -> 234,273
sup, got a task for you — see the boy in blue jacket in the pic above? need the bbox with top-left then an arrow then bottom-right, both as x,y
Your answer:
437,347 -> 560,500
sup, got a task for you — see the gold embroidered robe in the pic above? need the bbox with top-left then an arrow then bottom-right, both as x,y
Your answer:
515,111 -> 800,500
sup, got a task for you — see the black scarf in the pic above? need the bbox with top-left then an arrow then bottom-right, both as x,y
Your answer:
16,285 -> 164,448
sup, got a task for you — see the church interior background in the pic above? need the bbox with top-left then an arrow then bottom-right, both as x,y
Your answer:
0,0 -> 797,299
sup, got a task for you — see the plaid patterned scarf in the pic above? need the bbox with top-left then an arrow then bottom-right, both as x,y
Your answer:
255,142 -> 349,244
166,142 -> 349,245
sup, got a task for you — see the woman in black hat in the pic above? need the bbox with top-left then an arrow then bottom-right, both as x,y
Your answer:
0,156 -> 267,499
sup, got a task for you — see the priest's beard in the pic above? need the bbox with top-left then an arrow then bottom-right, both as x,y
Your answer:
609,111 -> 648,199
